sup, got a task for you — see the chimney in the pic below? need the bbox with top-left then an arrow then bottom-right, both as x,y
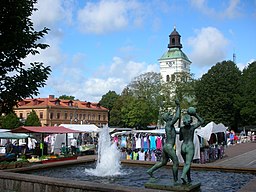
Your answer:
49,95 -> 55,99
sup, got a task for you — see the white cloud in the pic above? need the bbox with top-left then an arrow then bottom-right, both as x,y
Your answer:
22,35 -> 64,70
190,0 -> 215,16
82,78 -> 126,101
99,57 -> 158,81
188,27 -> 229,68
190,0 -> 241,19
40,56 -> 159,102
25,0 -> 73,69
224,0 -> 240,18
31,0 -> 75,29
237,59 -> 256,71
77,0 -> 143,34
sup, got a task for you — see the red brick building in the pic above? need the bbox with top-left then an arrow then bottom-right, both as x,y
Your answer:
13,95 -> 109,127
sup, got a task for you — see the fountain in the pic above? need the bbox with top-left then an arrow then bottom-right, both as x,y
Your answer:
84,125 -> 121,177
7,124 -> 255,192
25,163 -> 254,191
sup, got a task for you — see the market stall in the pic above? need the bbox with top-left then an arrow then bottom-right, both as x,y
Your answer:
195,122 -> 228,163
59,124 -> 101,155
11,126 -> 79,156
113,128 -> 200,163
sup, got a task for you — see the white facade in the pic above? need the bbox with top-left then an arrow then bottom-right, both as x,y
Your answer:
160,57 -> 191,82
159,28 -> 191,83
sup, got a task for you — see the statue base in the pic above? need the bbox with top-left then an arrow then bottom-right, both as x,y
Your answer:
144,178 -> 201,192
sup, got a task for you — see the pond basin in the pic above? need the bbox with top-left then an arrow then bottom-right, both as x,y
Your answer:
23,161 -> 255,192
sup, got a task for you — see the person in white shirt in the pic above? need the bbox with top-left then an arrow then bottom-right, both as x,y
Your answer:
70,137 -> 78,155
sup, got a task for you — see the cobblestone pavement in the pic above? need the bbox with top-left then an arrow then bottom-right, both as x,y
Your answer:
211,142 -> 256,168
209,142 -> 256,192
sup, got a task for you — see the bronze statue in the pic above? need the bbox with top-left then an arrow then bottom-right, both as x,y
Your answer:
147,99 -> 180,182
179,107 -> 204,184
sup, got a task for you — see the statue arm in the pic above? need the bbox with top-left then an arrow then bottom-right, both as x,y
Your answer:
192,113 -> 204,130
171,99 -> 180,125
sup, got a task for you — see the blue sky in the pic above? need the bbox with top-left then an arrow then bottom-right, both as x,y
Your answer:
26,0 -> 256,102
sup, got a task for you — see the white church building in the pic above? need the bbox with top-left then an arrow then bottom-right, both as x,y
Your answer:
159,27 -> 191,83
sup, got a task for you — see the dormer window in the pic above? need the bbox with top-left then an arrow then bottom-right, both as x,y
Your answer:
55,99 -> 60,105
20,100 -> 25,106
33,99 -> 38,105
86,102 -> 91,108
68,101 -> 73,107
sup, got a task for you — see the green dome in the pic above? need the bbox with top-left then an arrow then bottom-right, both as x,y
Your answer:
159,48 -> 191,63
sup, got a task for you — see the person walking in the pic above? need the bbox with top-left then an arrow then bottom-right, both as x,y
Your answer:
70,137 -> 78,155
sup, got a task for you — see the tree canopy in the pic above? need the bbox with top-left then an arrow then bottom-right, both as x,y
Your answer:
235,61 -> 256,126
24,109 -> 41,126
59,95 -> 76,100
0,0 -> 51,115
161,72 -> 196,111
99,90 -> 119,111
195,60 -> 241,130
127,72 -> 162,125
1,112 -> 22,129
109,72 -> 162,128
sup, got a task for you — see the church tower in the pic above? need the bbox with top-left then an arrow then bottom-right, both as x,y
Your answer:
159,27 -> 191,83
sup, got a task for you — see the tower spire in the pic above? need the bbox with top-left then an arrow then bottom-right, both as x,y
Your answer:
168,27 -> 182,49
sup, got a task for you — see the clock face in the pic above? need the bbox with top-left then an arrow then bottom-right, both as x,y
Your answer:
167,61 -> 174,67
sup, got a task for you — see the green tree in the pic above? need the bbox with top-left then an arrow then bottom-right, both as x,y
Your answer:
0,116 -> 3,128
161,72 -> 197,111
1,113 -> 22,129
59,95 -> 75,100
99,90 -> 119,127
175,75 -> 197,108
236,61 -> 256,126
195,60 -> 241,130
127,72 -> 162,125
24,109 -> 41,126
99,90 -> 119,111
109,107 -> 122,127
109,88 -> 131,127
0,0 -> 51,115
121,96 -> 152,129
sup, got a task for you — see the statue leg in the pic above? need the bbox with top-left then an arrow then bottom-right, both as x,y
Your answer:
181,150 -> 193,184
187,168 -> 192,183
169,150 -> 179,182
147,152 -> 168,177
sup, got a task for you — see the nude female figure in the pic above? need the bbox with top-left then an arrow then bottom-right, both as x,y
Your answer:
147,99 -> 180,182
179,109 -> 204,184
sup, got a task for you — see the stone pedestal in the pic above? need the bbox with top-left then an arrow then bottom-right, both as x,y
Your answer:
144,178 -> 201,192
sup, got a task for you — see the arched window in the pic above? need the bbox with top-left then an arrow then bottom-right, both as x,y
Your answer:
172,38 -> 175,45
166,75 -> 170,82
171,74 -> 175,81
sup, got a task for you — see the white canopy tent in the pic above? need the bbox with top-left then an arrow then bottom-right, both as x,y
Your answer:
59,124 -> 101,133
196,121 -> 227,141
50,124 -> 101,154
